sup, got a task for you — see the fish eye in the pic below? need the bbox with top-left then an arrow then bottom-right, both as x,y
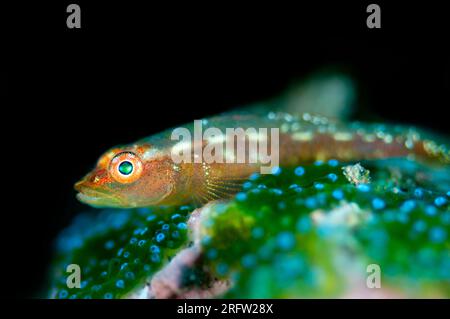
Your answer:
118,161 -> 133,175
110,152 -> 143,183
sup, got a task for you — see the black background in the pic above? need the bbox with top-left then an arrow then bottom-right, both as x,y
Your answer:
6,1 -> 449,299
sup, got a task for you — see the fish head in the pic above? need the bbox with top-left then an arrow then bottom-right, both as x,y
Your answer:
75,143 -> 175,208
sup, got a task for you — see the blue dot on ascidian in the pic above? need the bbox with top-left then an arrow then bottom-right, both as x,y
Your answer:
414,188 -> 424,198
156,233 -> 165,242
150,245 -> 160,254
104,240 -> 115,250
413,220 -> 427,233
201,235 -> 212,246
116,280 -> 125,289
327,173 -> 338,182
400,200 -> 416,213
271,166 -> 282,176
296,216 -> 312,234
177,222 -> 188,230
243,182 -> 252,190
314,182 -> 324,190
425,205 -> 437,217
216,263 -> 229,276
171,230 -> 180,239
58,290 -> 68,299
357,184 -> 370,192
372,198 -> 386,210
277,232 -> 296,250
151,254 -> 160,263
271,188 -> 283,195
206,249 -> 218,260
138,240 -> 146,247
241,254 -> 257,268
434,196 -> 447,207
236,192 -> 247,202
278,201 -> 287,210
441,212 -> 450,225
305,197 -> 317,209
332,189 -> 344,200
429,227 -> 447,243
294,166 -> 305,176
328,159 -> 339,167
252,227 -> 264,239
125,271 -> 135,280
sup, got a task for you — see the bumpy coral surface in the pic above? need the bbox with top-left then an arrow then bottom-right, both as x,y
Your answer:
50,206 -> 191,299
50,159 -> 450,298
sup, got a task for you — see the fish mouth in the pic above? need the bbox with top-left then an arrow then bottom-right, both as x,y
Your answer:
74,181 -> 122,207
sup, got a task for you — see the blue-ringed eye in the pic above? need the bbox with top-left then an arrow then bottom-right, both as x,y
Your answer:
118,161 -> 133,175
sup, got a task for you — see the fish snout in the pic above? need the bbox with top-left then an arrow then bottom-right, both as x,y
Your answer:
74,178 -> 93,193
74,179 -> 85,192
74,169 -> 109,192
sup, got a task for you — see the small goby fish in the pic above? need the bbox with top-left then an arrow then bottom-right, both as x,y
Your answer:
75,112 -> 450,208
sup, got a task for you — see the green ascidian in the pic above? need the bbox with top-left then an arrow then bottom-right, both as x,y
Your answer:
198,159 -> 449,297
50,205 -> 191,299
